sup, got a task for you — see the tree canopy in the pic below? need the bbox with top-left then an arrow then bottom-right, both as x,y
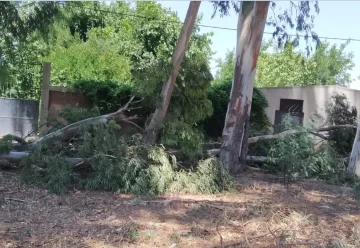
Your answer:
214,40 -> 355,87
212,1 -> 320,55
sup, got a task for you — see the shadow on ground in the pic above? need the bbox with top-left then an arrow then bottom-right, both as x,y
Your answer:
0,171 -> 359,248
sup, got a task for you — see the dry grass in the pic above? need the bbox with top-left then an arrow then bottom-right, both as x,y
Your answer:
0,170 -> 359,248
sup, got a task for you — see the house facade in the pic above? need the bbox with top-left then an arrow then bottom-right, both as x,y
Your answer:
258,85 -> 360,129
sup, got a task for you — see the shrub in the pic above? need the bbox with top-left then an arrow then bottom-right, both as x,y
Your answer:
201,79 -> 271,139
58,106 -> 101,124
72,80 -> 139,114
325,92 -> 357,157
268,115 -> 347,185
0,135 -> 14,153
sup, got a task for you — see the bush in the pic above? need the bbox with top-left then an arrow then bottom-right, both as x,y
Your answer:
268,115 -> 348,185
0,135 -> 14,153
20,121 -> 233,194
58,106 -> 101,124
72,80 -> 140,114
201,79 -> 271,139
326,92 -> 357,157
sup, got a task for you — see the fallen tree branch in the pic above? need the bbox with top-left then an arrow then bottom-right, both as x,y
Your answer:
10,96 -> 141,152
4,198 -> 35,204
0,151 -> 86,167
203,125 -> 357,148
316,124 -> 356,132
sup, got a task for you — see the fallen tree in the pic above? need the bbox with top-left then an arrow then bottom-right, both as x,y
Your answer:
0,102 -> 356,169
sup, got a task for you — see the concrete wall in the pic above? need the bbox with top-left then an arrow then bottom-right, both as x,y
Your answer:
0,98 -> 39,137
259,85 -> 360,127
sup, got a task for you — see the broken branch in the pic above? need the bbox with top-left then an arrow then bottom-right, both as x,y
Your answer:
203,124 -> 357,149
10,96 -> 141,152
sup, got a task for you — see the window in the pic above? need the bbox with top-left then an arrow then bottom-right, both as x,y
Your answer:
279,99 -> 303,112
274,98 -> 304,133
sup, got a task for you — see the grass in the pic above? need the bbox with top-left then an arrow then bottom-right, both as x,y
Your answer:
0,170 -> 359,248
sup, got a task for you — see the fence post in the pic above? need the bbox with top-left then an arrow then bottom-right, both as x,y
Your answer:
39,62 -> 51,135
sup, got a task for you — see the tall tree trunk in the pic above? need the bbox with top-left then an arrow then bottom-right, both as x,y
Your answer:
347,122 -> 360,177
220,1 -> 269,174
143,1 -> 201,145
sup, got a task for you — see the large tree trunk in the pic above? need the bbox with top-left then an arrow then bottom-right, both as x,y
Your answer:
143,1 -> 201,145
347,122 -> 360,177
220,1 -> 269,174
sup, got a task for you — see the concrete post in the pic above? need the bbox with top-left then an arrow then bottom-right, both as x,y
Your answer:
39,62 -> 51,135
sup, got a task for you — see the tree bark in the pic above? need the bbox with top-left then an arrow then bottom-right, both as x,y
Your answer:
347,122 -> 360,177
220,1 -> 269,174
239,117 -> 250,169
143,1 -> 201,145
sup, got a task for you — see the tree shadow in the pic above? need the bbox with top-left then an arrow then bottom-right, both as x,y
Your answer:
1,171 -> 359,248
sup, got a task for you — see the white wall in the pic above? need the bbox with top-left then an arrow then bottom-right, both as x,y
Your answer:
259,85 -> 360,127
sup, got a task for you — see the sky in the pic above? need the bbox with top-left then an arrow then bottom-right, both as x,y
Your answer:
158,1 -> 360,90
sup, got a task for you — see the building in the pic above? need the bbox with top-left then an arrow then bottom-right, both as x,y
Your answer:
259,85 -> 360,130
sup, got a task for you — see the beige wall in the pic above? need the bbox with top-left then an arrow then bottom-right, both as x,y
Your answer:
259,85 -> 360,127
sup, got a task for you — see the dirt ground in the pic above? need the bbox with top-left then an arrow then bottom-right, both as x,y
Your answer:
1,170 -> 359,248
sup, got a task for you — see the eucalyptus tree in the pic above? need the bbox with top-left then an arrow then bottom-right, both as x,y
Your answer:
212,1 -> 320,173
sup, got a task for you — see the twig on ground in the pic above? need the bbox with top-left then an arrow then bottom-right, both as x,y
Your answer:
268,227 -> 280,248
216,222 -> 223,248
5,198 -> 35,204
242,216 -> 251,247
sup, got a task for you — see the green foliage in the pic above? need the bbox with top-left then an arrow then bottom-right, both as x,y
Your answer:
310,41 -> 355,87
256,41 -> 355,87
0,2 -> 62,98
215,40 -> 355,89
268,115 -> 347,185
213,50 -> 235,83
326,93 -> 357,157
161,120 -> 204,156
45,27 -> 132,86
202,78 -> 271,139
58,106 -> 101,124
20,121 -> 233,195
42,2 -> 213,155
147,147 -> 233,194
72,80 -> 136,114
0,1 -> 215,157
0,135 -> 14,154
0,2 -> 61,41
21,141 -> 77,194
212,1 -> 320,54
